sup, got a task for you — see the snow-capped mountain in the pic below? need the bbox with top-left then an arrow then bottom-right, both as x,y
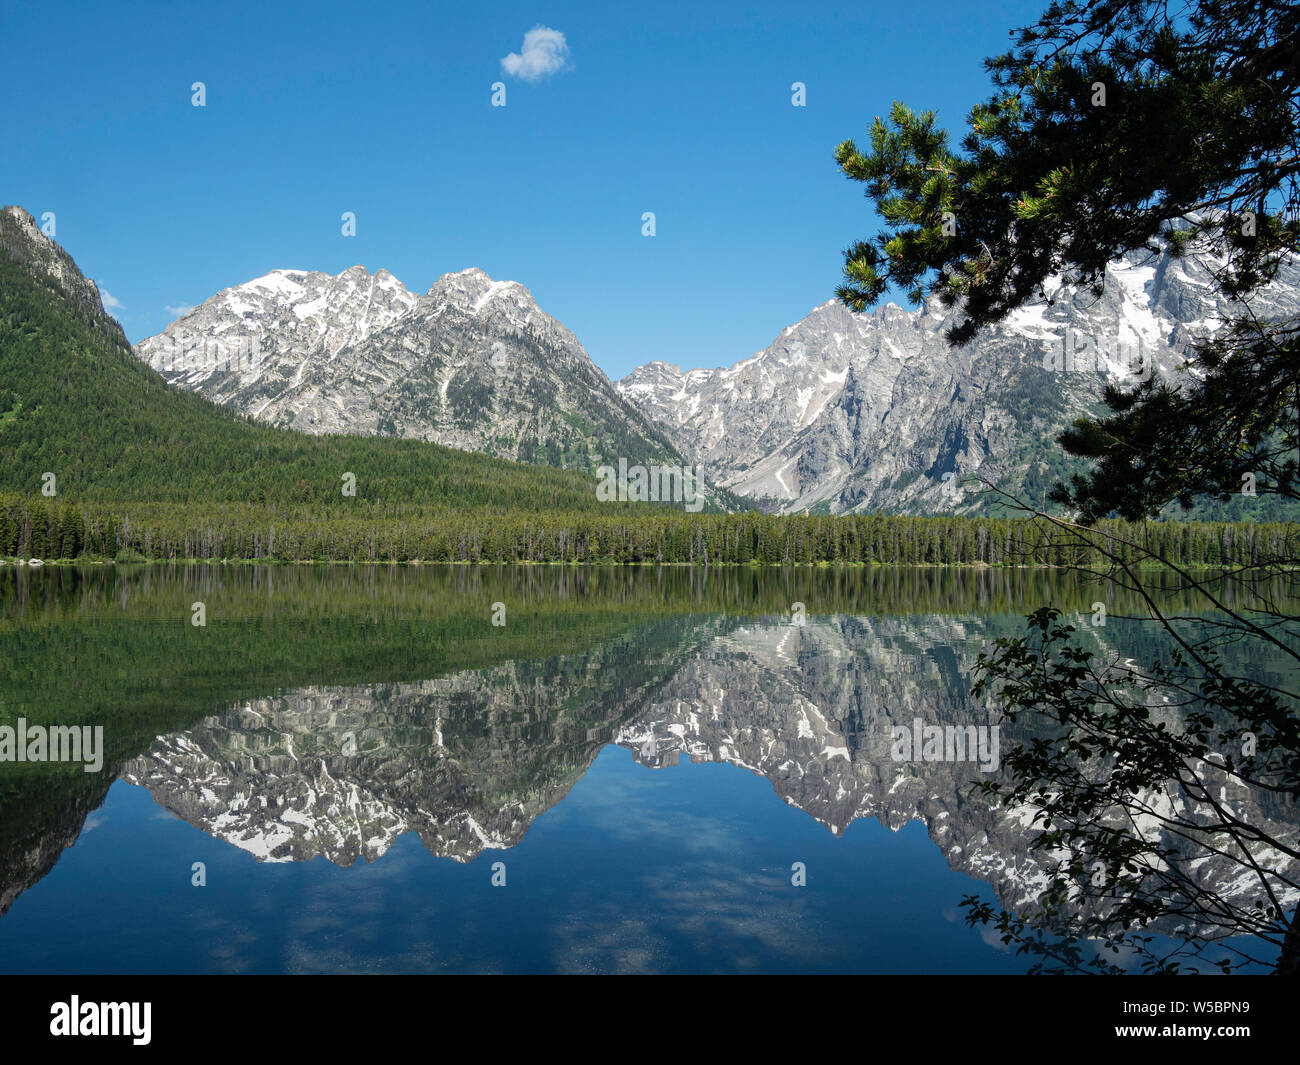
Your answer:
135,239 -> 1300,514
138,266 -> 419,409
618,299 -> 865,490
619,247 -> 1300,513
136,265 -> 682,472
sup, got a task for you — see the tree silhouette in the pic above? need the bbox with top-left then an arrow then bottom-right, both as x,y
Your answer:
835,0 -> 1300,972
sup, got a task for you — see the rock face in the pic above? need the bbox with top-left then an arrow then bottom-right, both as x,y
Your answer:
619,248 -> 1300,513
618,300 -> 869,497
0,205 -> 119,333
135,266 -> 682,473
131,231 -> 1300,513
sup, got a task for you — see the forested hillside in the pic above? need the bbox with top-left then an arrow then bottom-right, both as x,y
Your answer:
0,242 -> 608,511
3,207 -> 1297,565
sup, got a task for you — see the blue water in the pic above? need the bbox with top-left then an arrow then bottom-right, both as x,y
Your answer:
7,565 -> 1283,974
0,748 -> 1024,974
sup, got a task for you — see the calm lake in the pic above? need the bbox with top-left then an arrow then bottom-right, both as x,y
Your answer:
0,564 -> 1291,973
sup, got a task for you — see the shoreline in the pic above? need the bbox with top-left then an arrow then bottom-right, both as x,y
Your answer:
0,556 -> 1264,571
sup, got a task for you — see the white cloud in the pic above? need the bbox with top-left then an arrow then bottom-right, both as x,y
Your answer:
96,282 -> 125,312
164,304 -> 194,317
501,26 -> 571,82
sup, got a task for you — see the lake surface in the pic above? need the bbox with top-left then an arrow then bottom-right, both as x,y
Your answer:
0,564 -> 1292,973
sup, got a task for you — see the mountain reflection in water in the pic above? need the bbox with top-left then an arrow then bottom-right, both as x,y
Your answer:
1,564 -> 1294,973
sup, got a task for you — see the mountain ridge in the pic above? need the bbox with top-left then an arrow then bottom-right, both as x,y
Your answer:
136,260 -> 686,475
620,245 -> 1300,514
27,201 -> 1300,519
0,205 -> 120,338
0,204 -> 619,511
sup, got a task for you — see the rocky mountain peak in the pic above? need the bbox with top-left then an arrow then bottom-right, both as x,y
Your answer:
135,260 -> 683,472
0,204 -> 113,327
1,204 -> 39,235
619,243 -> 1300,513
424,267 -> 537,319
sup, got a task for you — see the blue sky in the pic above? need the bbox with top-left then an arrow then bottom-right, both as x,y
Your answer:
1,0 -> 1048,379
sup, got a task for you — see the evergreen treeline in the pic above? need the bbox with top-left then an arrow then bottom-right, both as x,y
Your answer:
1,492 -> 1291,567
